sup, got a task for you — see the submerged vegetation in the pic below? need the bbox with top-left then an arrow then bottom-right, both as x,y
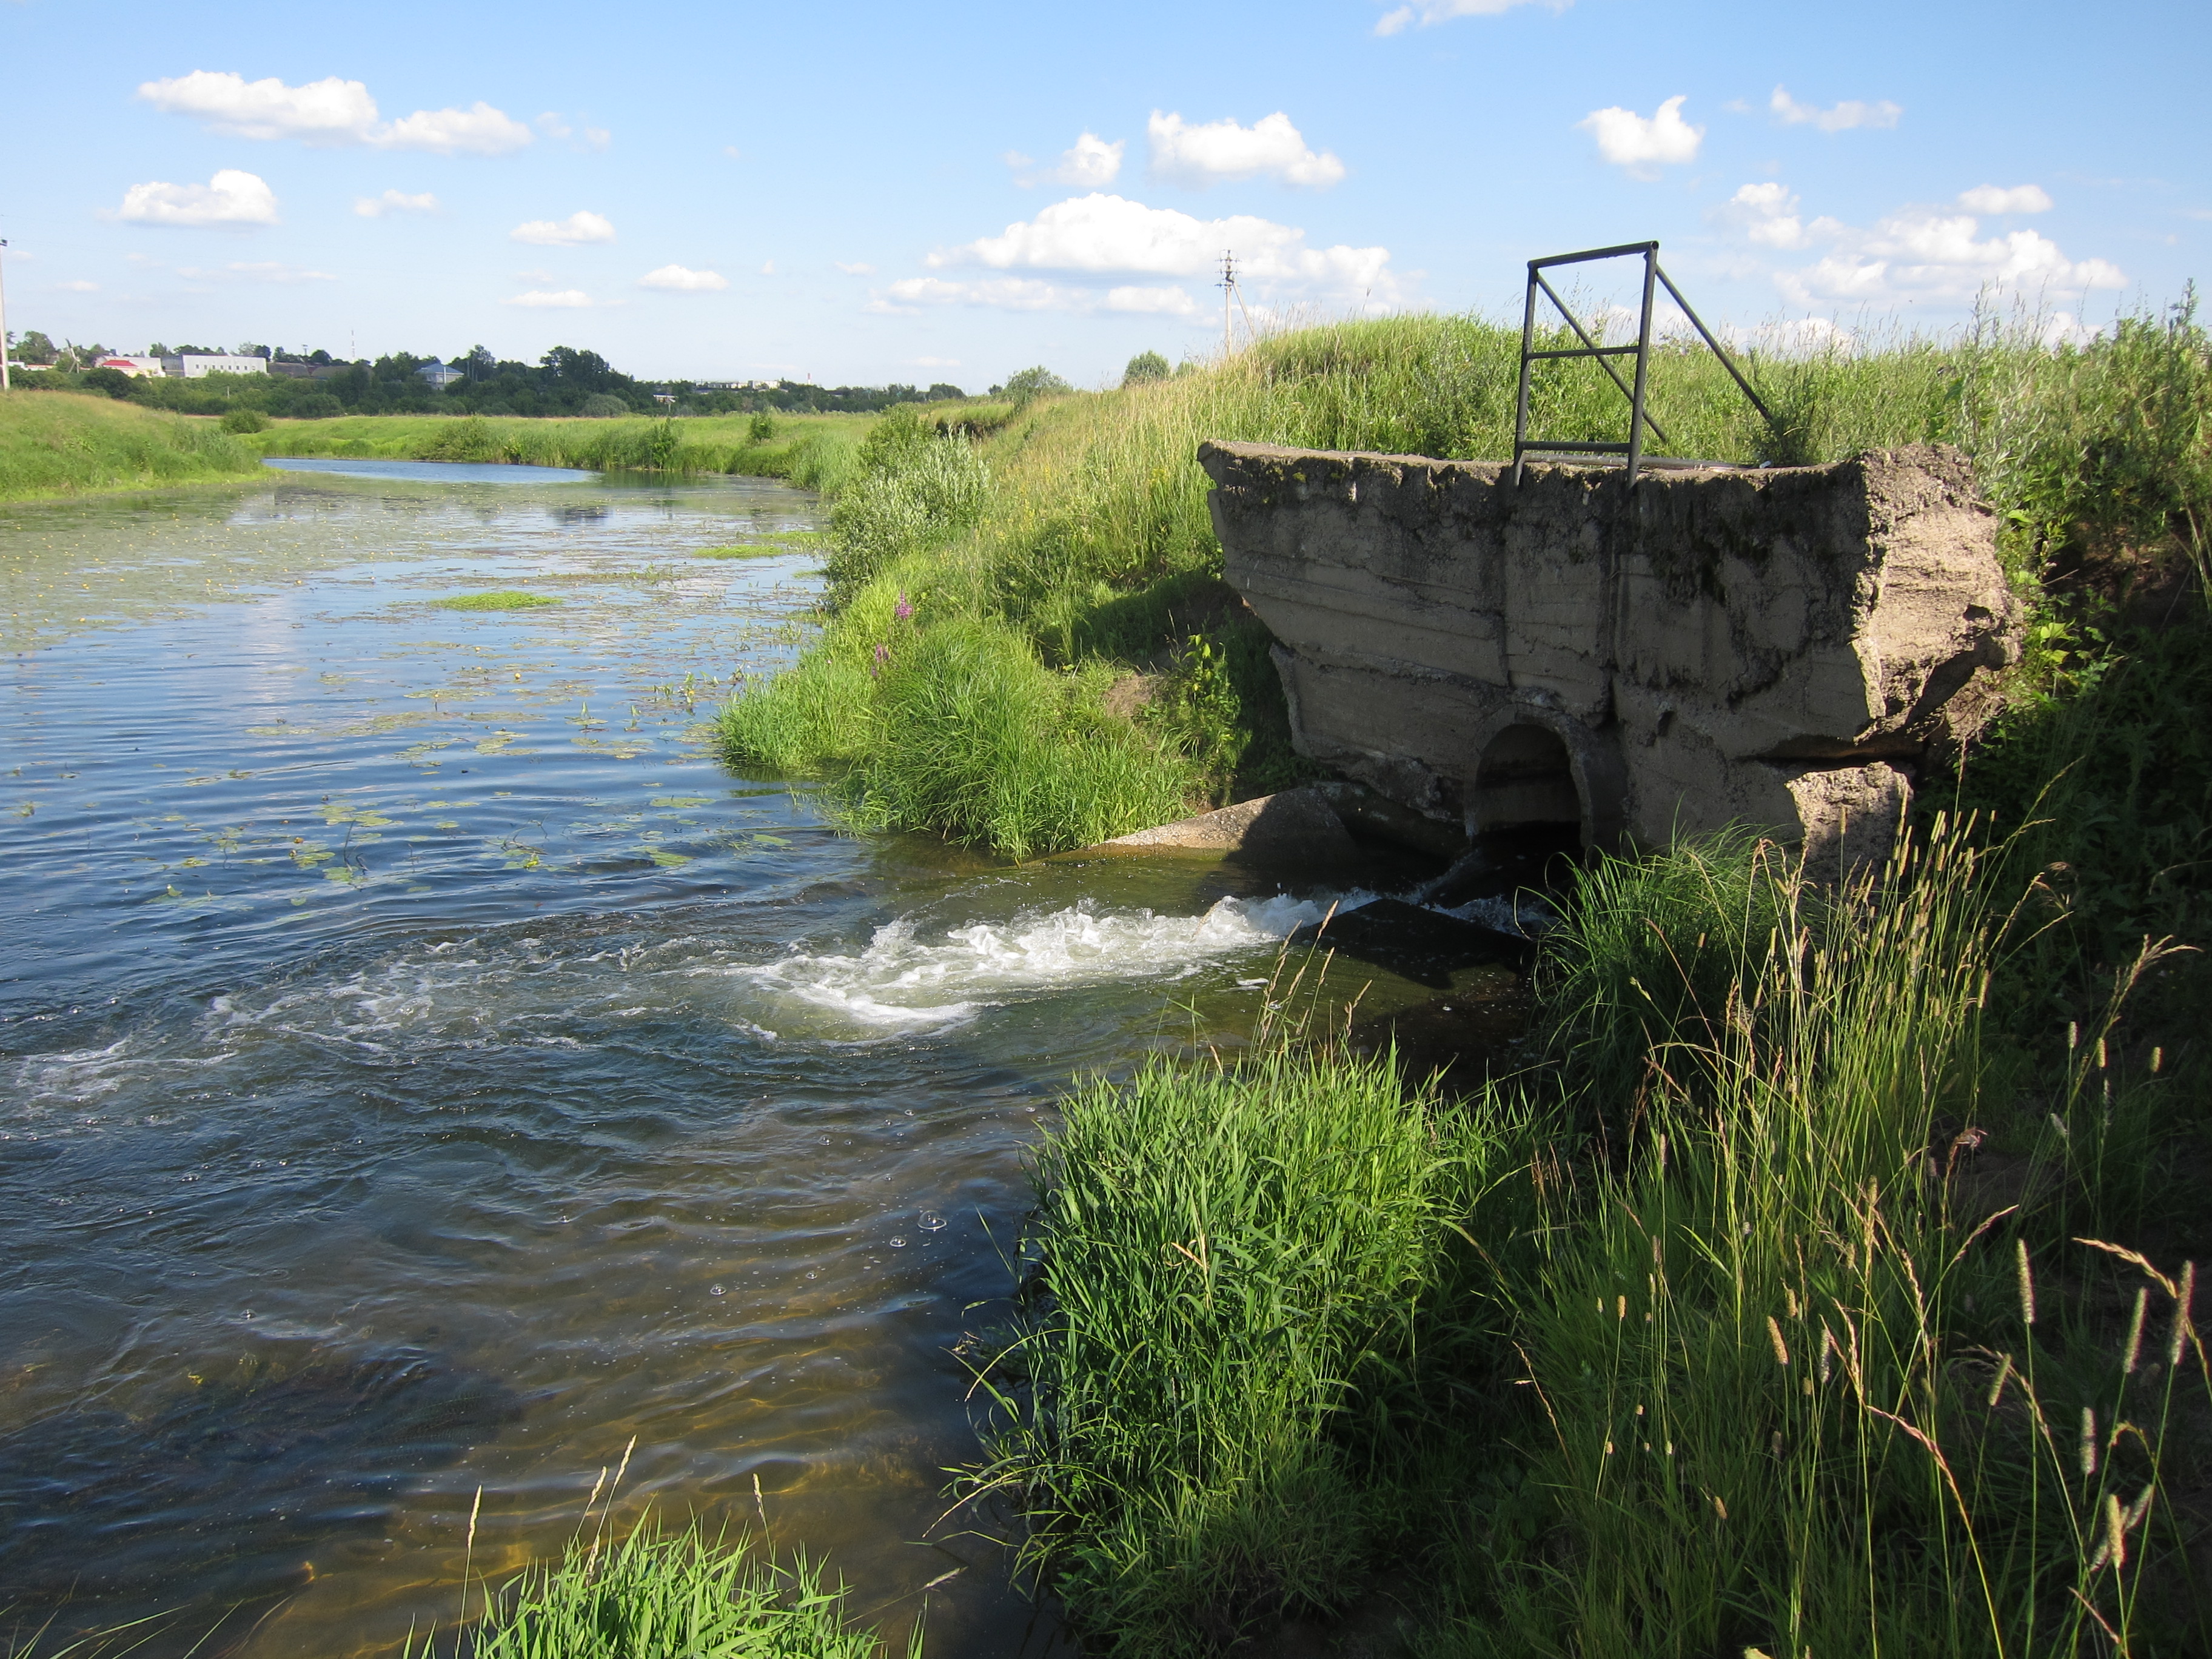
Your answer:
0,392 -> 264,501
429,591 -> 563,611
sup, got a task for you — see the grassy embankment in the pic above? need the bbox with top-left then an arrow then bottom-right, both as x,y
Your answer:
699,303 -> 2210,1651
0,391 -> 265,502
712,301 -> 2210,859
247,409 -> 888,494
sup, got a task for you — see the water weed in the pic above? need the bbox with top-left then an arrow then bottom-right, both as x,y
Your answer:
429,591 -> 561,611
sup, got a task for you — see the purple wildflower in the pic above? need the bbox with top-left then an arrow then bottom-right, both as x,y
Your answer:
894,591 -> 913,622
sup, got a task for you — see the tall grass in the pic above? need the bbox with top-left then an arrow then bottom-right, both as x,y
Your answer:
0,391 -> 263,501
972,973 -> 1517,1654
985,814 -> 2209,1656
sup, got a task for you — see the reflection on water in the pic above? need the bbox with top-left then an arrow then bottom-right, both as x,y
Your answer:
0,471 -> 1421,1657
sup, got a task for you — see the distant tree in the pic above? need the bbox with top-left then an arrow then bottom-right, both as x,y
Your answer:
293,394 -> 344,419
1121,350 -> 1170,387
13,330 -> 58,364
925,381 -> 965,400
1001,365 -> 1072,406
747,412 -> 776,443
578,394 -> 629,417
81,367 -> 133,398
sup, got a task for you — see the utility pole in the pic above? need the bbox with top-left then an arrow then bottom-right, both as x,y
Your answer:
1218,250 -> 1237,358
1,240 -> 11,393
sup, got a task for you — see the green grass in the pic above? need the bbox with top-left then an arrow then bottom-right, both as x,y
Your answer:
720,298 -> 2212,856
407,1517 -> 915,1659
695,535 -> 827,560
245,409 -> 885,490
0,390 -> 264,502
429,590 -> 562,611
985,810 -> 2212,1657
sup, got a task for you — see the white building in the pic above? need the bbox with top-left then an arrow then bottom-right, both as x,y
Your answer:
416,360 -> 464,389
97,356 -> 168,378
166,354 -> 270,378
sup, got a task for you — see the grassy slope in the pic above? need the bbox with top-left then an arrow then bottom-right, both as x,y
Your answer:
0,390 -> 264,501
717,304 -> 2207,857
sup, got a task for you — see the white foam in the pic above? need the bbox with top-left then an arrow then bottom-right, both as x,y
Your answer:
723,892 -> 1363,1037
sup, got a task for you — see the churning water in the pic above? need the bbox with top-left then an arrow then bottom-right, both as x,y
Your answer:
0,463 -> 1410,1657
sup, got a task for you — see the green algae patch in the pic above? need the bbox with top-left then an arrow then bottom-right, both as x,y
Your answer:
429,591 -> 563,611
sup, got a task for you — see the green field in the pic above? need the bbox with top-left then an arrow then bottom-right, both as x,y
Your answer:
0,390 -> 266,502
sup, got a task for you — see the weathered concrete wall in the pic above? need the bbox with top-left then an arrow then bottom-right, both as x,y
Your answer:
1201,440 -> 2019,866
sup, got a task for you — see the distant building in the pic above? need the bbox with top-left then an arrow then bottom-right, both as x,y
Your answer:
652,392 -> 677,404
98,356 -> 167,378
416,360 -> 464,389
166,354 -> 269,378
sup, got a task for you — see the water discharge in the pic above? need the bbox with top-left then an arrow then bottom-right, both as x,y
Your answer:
0,464 -> 1428,1657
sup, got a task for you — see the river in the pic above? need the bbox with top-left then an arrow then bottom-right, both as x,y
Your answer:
0,461 -> 1426,1657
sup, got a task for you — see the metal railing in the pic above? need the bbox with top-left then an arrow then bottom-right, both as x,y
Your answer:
1510,240 -> 1776,486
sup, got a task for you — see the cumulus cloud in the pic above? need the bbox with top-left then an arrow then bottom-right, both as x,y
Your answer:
1723,182 -> 1820,250
511,210 -> 615,246
1375,0 -> 1567,33
502,289 -> 593,307
638,264 -> 728,292
1958,183 -> 2053,215
930,192 -> 1397,302
113,169 -> 279,227
136,70 -> 532,155
59,280 -> 101,293
835,261 -> 876,275
1767,204 -> 2123,307
1010,132 -> 1125,189
354,189 -> 438,218
1769,85 -> 1902,132
1148,111 -> 1344,188
1721,316 -> 1858,356
1578,96 -> 1702,176
869,276 -> 1199,317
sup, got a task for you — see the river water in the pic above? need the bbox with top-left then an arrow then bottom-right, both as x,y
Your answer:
0,461 -> 1433,1656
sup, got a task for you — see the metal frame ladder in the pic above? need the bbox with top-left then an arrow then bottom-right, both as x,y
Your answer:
1510,239 -> 1777,486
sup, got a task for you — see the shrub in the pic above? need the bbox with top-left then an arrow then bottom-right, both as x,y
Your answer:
1000,365 -> 1073,407
290,393 -> 344,419
579,393 -> 630,418
824,416 -> 990,597
1122,350 -> 1171,387
219,408 -> 269,434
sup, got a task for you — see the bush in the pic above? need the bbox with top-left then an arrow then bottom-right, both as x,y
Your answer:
824,410 -> 990,596
579,393 -> 629,418
748,411 -> 776,443
219,407 -> 269,434
291,394 -> 344,420
81,366 -> 133,398
1122,350 -> 1171,387
1000,365 -> 1073,407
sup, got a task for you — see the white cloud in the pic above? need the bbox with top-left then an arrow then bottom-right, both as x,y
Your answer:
638,264 -> 728,292
59,280 -> 101,293
1769,85 -> 1902,132
113,169 -> 279,227
835,261 -> 876,275
1148,111 -> 1344,189
1375,0 -> 1567,33
511,210 -> 615,246
536,112 -> 611,150
1721,316 -> 1858,356
136,70 -> 532,154
1958,183 -> 2053,215
913,357 -> 961,367
1771,205 -> 2124,307
870,275 -> 1199,317
1579,96 -> 1702,176
502,289 -> 593,308
933,192 -> 1397,301
1723,182 -> 1815,250
1011,132 -> 1125,188
354,188 -> 439,218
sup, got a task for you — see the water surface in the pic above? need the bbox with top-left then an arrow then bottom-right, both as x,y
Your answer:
0,469 -> 1409,1655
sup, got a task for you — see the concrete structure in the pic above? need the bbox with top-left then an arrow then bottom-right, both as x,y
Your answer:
97,356 -> 167,378
1201,440 -> 2018,870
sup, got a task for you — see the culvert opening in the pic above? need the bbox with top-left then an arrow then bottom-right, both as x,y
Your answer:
1473,725 -> 1583,837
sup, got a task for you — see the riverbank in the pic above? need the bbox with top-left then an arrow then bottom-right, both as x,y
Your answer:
712,301 -> 2212,860
0,391 -> 265,502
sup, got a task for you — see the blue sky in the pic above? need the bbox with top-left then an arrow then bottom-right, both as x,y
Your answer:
4,0 -> 2205,389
